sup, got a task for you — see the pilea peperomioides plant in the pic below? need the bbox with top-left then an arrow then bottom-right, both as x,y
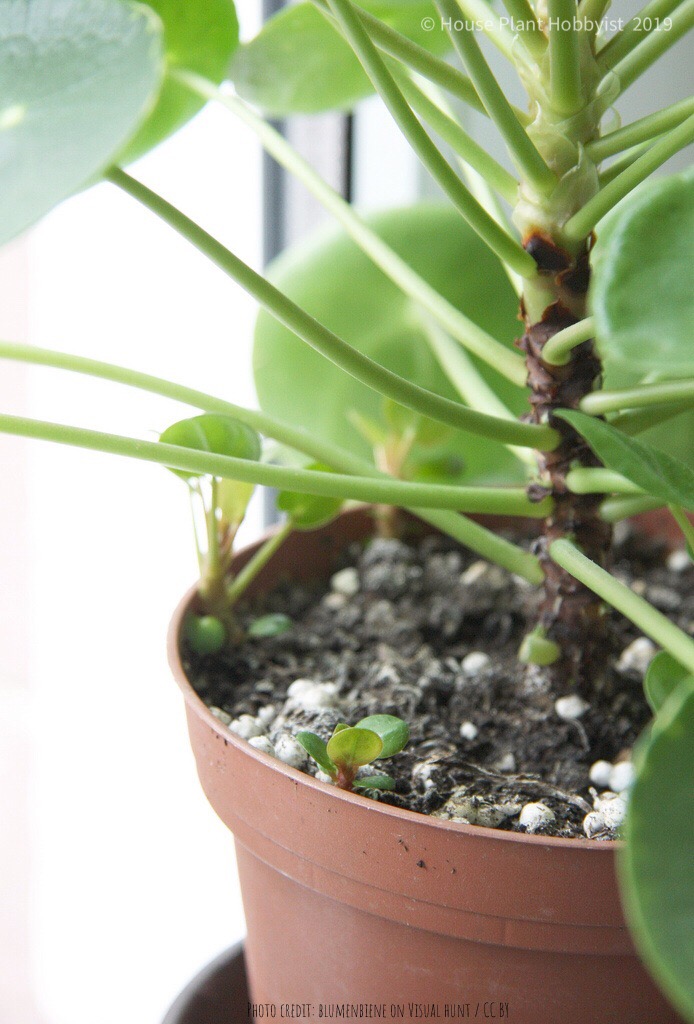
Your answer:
297,714 -> 410,791
0,0 -> 693,1016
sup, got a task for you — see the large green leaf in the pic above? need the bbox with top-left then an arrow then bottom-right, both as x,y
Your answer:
120,0 -> 239,163
253,203 -> 525,486
0,0 -> 163,247
558,410 -> 694,510
229,1 -> 450,116
591,169 -> 694,379
620,686 -> 694,1023
644,652 -> 693,715
159,414 -> 261,482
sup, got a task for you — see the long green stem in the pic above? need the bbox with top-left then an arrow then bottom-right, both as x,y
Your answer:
316,0 -> 536,276
419,314 -> 536,470
176,74 -> 526,386
607,0 -> 694,94
669,505 -> 694,552
581,378 -> 694,415
564,114 -> 694,239
454,0 -> 519,60
597,138 -> 662,187
225,519 -> 294,606
600,494 -> 665,520
0,340 -> 542,580
542,318 -> 596,366
597,0 -> 685,68
436,0 -> 557,195
578,0 -> 613,30
586,97 -> 694,161
550,538 -> 694,672
109,169 -> 552,447
548,0 -> 584,114
386,64 -> 519,202
499,0 -> 546,58
566,467 -> 644,495
0,413 -> 552,516
311,0 -> 487,115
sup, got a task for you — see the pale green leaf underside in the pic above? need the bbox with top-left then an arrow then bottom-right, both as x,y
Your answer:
253,203 -> 525,487
229,0 -> 450,117
0,0 -> 163,247
591,169 -> 694,379
621,687 -> 694,1023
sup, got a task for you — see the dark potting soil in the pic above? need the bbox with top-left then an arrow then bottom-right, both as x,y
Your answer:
186,522 -> 693,839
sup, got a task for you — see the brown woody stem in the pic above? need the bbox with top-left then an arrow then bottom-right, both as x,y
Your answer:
519,237 -> 612,692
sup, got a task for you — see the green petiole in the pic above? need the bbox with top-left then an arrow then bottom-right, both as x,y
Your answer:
550,538 -> 694,673
581,379 -> 694,415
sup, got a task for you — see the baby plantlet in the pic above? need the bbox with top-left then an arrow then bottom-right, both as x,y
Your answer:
297,714 -> 410,792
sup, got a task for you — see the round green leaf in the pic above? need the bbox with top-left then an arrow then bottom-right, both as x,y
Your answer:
185,614 -> 226,655
295,731 -> 336,777
353,774 -> 396,791
355,714 -> 409,757
229,1 -> 449,116
620,686 -> 694,1022
247,613 -> 292,639
159,414 -> 261,483
254,204 -> 524,487
277,464 -> 344,529
119,0 -> 239,163
0,0 -> 163,247
327,727 -> 383,768
591,169 -> 694,379
645,652 -> 693,715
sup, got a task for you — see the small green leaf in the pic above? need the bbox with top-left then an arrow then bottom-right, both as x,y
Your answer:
591,169 -> 694,379
327,727 -> 383,768
644,652 -> 693,715
353,774 -> 396,791
347,410 -> 389,448
120,0 -> 239,163
159,414 -> 261,483
355,715 -> 410,757
557,411 -> 694,511
185,614 -> 226,655
295,732 -> 336,777
332,723 -> 351,734
620,686 -> 694,1022
0,0 -> 163,247
229,1 -> 449,117
277,464 -> 343,529
518,626 -> 561,667
247,613 -> 292,639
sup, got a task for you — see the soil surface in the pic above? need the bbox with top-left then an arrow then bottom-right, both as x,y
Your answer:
186,522 -> 693,839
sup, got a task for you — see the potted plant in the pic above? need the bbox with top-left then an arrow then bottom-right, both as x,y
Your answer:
1,0 -> 692,1020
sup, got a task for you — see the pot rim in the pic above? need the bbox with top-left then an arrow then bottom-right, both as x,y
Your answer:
168,517 -> 621,855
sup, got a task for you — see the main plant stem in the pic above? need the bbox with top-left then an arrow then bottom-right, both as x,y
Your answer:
515,42 -> 612,692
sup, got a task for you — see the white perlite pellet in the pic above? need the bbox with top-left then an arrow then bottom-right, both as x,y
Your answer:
461,651 -> 490,675
330,567 -> 360,597
519,802 -> 555,833
459,721 -> 479,741
209,706 -> 231,726
555,695 -> 590,721
609,761 -> 635,793
228,714 -> 263,740
274,734 -> 308,769
596,793 -> 628,829
583,811 -> 608,838
589,760 -> 613,788
256,704 -> 277,728
248,736 -> 275,757
287,678 -> 339,710
315,770 -> 334,784
617,637 -> 656,675
667,548 -> 690,574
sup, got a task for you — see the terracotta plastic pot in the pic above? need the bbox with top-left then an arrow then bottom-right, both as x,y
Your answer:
168,510 -> 683,1024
